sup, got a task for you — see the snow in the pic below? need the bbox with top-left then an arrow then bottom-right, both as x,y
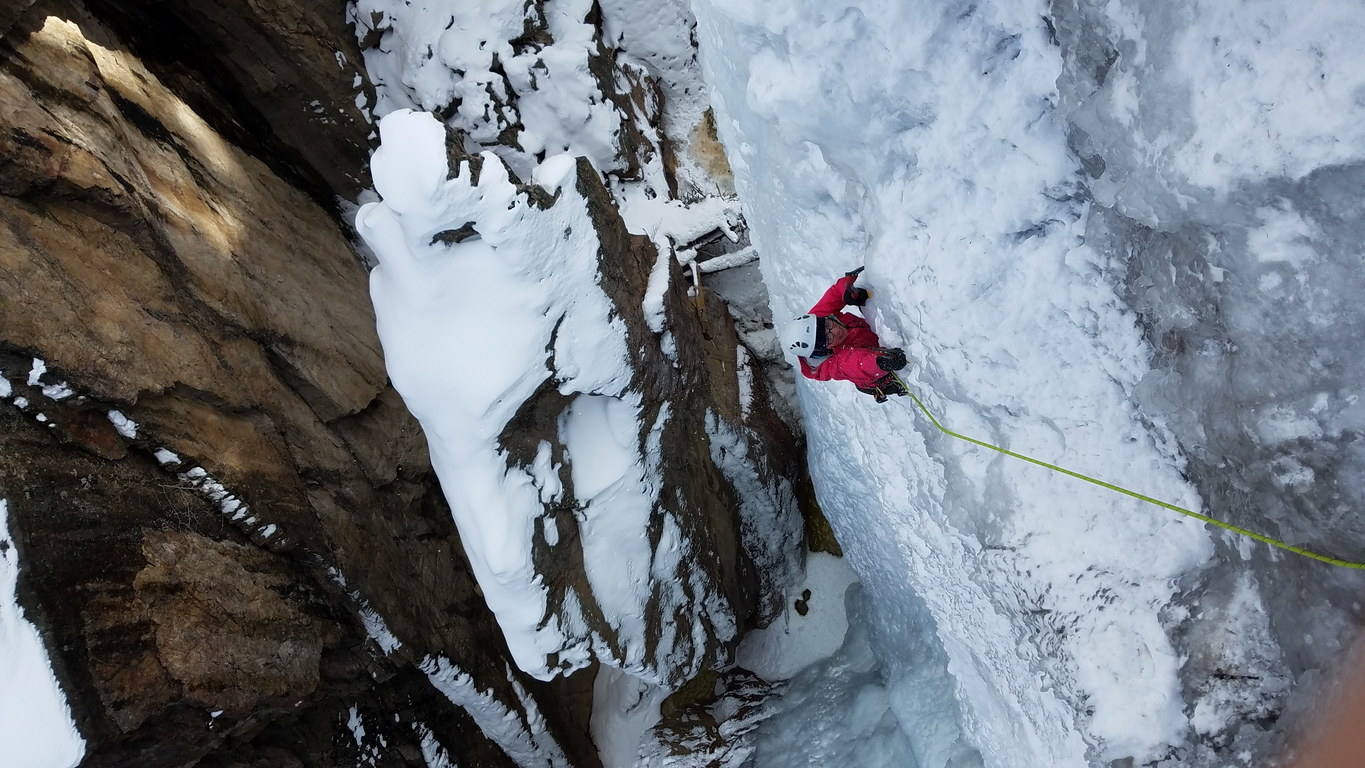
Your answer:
617,196 -> 743,253
106,410 -> 137,438
737,552 -> 860,681
735,345 -> 754,419
420,655 -> 570,768
596,0 -> 733,199
0,500 -> 85,768
1055,1 -> 1365,231
748,580 -> 919,768
328,568 -> 402,655
642,247 -> 671,335
177,466 -> 258,529
612,192 -> 747,356
350,0 -> 628,180
590,666 -> 670,768
26,358 -> 73,401
413,722 -> 457,768
597,0 -> 705,125
704,411 -> 803,618
346,706 -> 373,761
695,245 -> 757,274
1116,2 -> 1365,199
561,394 -> 665,668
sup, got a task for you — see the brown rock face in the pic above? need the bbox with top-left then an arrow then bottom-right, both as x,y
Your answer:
1,8 -> 382,414
133,530 -> 335,716
67,527 -> 336,735
0,2 -> 573,766
79,0 -> 376,203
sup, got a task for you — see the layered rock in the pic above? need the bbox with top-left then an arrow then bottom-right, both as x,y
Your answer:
1,0 -> 811,766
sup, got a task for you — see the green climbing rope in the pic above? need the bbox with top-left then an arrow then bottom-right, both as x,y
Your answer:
895,376 -> 1365,570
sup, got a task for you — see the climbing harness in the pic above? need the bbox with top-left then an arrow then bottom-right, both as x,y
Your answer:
892,373 -> 1365,570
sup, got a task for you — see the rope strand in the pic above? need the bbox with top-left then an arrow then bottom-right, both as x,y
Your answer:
895,376 -> 1365,570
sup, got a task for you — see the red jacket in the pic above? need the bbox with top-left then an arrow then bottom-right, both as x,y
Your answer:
797,275 -> 889,388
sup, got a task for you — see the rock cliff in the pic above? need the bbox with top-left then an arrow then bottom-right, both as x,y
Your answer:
1,1 -> 810,766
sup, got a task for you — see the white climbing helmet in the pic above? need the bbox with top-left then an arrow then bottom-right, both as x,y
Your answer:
781,314 -> 820,359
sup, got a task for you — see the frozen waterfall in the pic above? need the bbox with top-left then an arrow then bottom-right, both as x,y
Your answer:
693,0 -> 1365,766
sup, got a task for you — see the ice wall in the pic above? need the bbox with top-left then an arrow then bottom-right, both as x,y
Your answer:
1051,0 -> 1365,688
694,0 -> 1365,766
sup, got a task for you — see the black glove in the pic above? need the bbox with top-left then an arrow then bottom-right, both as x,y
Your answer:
876,347 -> 907,372
856,383 -> 890,403
857,372 -> 909,403
873,372 -> 908,395
844,286 -> 870,306
845,266 -> 865,277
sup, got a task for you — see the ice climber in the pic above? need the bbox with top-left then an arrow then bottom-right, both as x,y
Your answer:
781,267 -> 911,402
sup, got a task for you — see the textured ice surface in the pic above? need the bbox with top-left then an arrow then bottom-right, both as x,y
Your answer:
696,0 -> 1365,766
750,587 -> 921,768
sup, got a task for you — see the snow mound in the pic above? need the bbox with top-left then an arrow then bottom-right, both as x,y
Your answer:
359,109 -> 644,679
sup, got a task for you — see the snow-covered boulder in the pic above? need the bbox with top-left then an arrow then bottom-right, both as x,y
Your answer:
360,109 -> 805,688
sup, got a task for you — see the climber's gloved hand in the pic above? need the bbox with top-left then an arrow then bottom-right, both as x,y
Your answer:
843,266 -> 869,305
856,383 -> 889,403
844,285 -> 871,306
876,347 -> 908,372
